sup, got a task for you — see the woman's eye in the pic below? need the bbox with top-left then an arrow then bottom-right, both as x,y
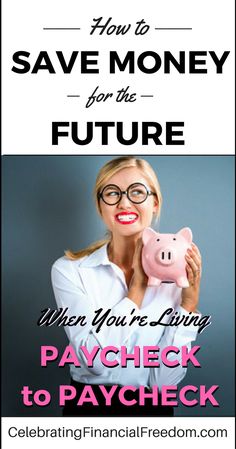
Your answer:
106,191 -> 119,197
130,190 -> 142,196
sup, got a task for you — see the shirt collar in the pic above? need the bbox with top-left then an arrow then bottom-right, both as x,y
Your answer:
79,244 -> 110,268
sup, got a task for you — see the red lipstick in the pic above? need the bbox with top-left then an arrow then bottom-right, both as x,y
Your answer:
115,212 -> 138,225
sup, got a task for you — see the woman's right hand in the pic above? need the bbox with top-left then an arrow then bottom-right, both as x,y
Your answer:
131,238 -> 148,287
127,238 -> 148,308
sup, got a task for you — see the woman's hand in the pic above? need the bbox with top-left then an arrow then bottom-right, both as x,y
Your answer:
127,238 -> 148,308
181,243 -> 202,313
130,238 -> 148,287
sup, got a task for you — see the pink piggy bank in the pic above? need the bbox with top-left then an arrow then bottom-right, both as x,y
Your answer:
142,227 -> 193,288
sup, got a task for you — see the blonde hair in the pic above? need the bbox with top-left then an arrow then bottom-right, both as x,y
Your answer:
65,156 -> 162,260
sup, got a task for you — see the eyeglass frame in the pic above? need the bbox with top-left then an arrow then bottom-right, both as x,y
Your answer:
98,182 -> 157,205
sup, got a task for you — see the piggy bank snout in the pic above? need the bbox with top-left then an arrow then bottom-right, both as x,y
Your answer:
155,246 -> 177,265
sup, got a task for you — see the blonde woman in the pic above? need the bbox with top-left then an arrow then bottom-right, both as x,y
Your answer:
51,156 -> 202,416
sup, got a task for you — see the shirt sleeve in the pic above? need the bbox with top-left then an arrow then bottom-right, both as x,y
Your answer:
148,305 -> 200,388
51,259 -> 104,375
51,258 -> 140,371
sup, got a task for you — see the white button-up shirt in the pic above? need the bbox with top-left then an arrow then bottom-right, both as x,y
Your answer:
51,244 -> 199,388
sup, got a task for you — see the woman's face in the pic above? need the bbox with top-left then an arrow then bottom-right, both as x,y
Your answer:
99,167 -> 158,238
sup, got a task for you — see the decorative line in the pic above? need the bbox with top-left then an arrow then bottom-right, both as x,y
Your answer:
155,27 -> 192,30
43,28 -> 81,30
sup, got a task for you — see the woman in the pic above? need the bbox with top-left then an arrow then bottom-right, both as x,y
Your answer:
51,156 -> 202,416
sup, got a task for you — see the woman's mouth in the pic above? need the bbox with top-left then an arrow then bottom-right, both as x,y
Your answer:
115,212 -> 139,225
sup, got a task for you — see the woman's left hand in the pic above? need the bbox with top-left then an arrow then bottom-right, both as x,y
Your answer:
181,243 -> 202,313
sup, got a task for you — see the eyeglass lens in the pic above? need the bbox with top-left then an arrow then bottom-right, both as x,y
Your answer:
101,183 -> 149,204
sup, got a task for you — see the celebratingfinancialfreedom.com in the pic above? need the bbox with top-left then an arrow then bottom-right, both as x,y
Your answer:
7,425 -> 228,440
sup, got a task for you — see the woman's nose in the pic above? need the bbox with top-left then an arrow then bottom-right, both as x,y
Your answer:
117,193 -> 132,208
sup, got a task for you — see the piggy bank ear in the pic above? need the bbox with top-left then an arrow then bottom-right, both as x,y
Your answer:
177,227 -> 193,243
142,227 -> 157,245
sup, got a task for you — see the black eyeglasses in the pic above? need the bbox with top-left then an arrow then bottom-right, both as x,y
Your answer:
98,183 -> 156,205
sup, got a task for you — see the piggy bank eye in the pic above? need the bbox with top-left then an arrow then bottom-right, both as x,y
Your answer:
157,238 -> 160,241
173,238 -> 176,241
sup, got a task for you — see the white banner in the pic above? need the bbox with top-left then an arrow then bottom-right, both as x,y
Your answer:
2,0 -> 235,154
2,417 -> 235,448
